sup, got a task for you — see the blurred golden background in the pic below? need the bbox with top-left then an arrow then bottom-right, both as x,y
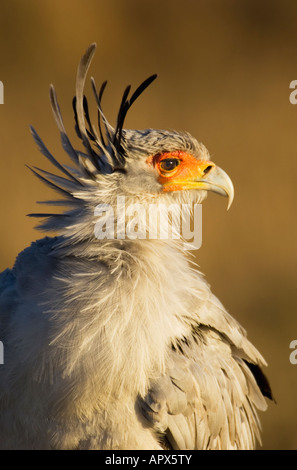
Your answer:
0,0 -> 297,449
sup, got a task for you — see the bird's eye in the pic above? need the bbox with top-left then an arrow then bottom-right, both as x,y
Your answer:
159,158 -> 180,172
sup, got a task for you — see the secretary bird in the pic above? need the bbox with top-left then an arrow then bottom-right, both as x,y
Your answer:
0,43 -> 272,450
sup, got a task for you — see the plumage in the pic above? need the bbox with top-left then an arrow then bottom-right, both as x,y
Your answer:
0,43 -> 272,450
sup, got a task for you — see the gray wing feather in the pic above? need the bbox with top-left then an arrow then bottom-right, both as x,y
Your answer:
139,327 -> 268,450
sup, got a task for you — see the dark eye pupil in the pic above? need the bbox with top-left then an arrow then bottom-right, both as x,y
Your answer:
160,158 -> 179,171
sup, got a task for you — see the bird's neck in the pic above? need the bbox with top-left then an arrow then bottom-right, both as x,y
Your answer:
51,237 -> 202,412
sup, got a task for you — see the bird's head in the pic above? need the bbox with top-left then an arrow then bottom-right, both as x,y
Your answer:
116,128 -> 233,209
28,43 -> 234,244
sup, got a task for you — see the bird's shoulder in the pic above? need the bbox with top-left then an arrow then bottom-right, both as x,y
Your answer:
0,237 -> 59,319
0,268 -> 17,316
12,236 -> 58,274
9,237 -> 59,296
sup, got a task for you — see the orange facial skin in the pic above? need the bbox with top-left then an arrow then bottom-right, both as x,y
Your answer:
146,151 -> 215,192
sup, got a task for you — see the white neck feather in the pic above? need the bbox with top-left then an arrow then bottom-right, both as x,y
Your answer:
48,236 -> 203,418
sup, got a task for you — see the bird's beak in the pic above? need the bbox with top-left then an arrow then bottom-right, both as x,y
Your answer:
191,164 -> 234,210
